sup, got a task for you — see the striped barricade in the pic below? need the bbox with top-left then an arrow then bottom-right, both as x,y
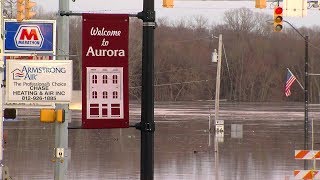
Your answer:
294,170 -> 320,179
295,150 -> 320,160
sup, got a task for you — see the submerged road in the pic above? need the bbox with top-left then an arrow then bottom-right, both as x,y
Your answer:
2,101 -> 319,179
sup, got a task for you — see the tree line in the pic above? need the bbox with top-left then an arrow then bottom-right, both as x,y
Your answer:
125,8 -> 320,103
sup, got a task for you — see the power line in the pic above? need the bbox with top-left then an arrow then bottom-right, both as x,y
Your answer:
223,43 -> 233,88
308,41 -> 320,52
164,36 -> 212,43
130,63 -> 216,77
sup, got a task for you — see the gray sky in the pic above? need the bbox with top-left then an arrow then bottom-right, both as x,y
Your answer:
34,0 -> 320,27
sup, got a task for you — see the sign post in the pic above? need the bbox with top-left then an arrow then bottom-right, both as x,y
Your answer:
82,14 -> 129,129
137,0 -> 156,178
56,1 -> 70,179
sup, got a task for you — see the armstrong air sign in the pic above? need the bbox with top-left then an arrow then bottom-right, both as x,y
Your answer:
4,20 -> 56,53
6,60 -> 72,103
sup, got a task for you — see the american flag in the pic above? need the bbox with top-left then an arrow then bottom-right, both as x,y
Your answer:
285,69 -> 297,97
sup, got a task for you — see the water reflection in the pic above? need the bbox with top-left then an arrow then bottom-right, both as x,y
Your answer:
2,102 -> 316,179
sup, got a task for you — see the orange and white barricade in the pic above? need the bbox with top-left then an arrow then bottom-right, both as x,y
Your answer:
295,150 -> 320,160
294,170 -> 320,179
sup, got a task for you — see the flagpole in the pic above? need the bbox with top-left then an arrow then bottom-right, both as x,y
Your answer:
287,68 -> 304,90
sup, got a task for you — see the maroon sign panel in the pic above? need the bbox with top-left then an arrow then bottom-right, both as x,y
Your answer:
82,14 -> 129,128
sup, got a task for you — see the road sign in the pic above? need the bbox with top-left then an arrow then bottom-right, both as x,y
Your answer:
231,124 -> 243,139
82,14 -> 129,129
4,20 -> 56,54
215,124 -> 224,138
215,120 -> 224,125
6,60 -> 72,103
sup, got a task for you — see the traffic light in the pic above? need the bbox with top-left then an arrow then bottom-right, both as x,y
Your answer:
56,109 -> 65,123
163,0 -> 173,8
40,109 -> 65,123
40,109 -> 55,123
16,0 -> 25,22
3,108 -> 16,119
255,0 -> 266,9
25,0 -> 36,20
274,6 -> 283,32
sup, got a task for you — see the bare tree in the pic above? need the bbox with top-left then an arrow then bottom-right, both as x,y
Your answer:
3,0 -> 15,18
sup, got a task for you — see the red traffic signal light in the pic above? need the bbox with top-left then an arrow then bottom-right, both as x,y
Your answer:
274,6 -> 283,32
275,6 -> 283,14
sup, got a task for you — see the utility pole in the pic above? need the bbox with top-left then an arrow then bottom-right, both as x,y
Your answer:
214,34 -> 223,125
213,34 -> 222,180
214,134 -> 219,180
304,35 -> 309,170
55,0 -> 69,179
136,0 -> 156,179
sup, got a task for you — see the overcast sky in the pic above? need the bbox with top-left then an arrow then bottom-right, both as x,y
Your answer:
33,0 -> 320,27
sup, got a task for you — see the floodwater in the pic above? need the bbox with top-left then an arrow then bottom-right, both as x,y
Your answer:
3,101 -> 319,180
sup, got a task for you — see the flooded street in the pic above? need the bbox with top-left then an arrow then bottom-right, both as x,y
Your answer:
3,102 -> 319,179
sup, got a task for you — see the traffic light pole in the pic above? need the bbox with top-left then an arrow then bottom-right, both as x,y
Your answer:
135,0 -> 156,179
283,20 -> 309,170
56,0 -> 69,179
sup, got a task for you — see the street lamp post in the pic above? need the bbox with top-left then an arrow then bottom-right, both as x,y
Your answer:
138,0 -> 156,179
282,20 -> 309,170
